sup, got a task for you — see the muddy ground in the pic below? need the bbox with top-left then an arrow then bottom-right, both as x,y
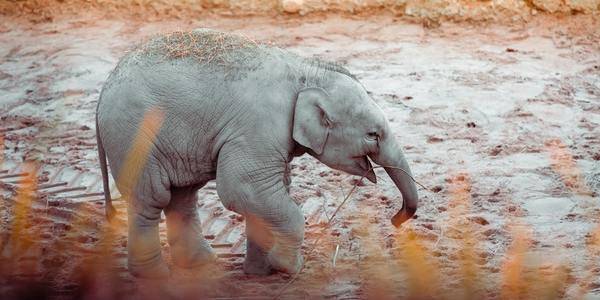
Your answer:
1,12 -> 599,299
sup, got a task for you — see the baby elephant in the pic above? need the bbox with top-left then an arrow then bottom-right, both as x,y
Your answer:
96,29 -> 418,278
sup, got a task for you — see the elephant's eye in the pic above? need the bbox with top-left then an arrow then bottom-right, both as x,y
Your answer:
366,131 -> 379,140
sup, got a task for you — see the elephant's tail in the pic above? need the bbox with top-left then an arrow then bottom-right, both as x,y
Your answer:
96,113 -> 116,221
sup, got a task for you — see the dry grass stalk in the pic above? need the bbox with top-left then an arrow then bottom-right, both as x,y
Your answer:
0,163 -> 49,298
395,228 -> 441,299
5,164 -> 39,258
546,138 -> 597,297
545,138 -> 591,195
0,135 -> 4,166
116,107 -> 165,202
447,172 -> 482,299
500,227 -> 529,299
577,225 -> 600,297
527,263 -> 570,299
354,209 -> 397,299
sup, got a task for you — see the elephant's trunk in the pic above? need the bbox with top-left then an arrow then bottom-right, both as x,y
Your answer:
370,137 -> 419,228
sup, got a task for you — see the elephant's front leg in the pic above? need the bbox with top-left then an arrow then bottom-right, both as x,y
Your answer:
243,202 -> 304,275
244,227 -> 272,274
165,186 -> 216,268
216,149 -> 305,275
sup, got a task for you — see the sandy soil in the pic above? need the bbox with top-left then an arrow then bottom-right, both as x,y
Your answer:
1,13 -> 599,299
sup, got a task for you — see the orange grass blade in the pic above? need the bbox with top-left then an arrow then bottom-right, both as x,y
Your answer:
68,202 -> 125,299
395,228 -> 440,298
500,228 -> 529,299
530,263 -> 570,299
447,173 -> 481,299
8,163 -> 38,256
576,225 -> 600,298
546,138 -> 597,297
355,208 -> 397,299
116,107 -> 165,201
0,134 -> 4,166
545,139 -> 590,195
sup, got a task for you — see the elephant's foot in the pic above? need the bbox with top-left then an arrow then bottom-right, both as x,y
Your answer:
242,240 -> 303,275
171,244 -> 217,269
128,257 -> 170,279
127,223 -> 170,279
267,244 -> 303,274
243,239 -> 273,275
243,258 -> 272,275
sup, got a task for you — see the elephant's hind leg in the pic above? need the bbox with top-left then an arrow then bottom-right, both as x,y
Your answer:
165,186 -> 216,268
126,172 -> 171,279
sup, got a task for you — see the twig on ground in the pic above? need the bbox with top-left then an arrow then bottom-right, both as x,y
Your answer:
434,226 -> 444,249
332,244 -> 340,268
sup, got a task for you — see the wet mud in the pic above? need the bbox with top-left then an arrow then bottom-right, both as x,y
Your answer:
1,13 -> 599,299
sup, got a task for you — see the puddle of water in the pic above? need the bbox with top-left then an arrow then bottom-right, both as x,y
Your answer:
523,197 -> 574,216
505,152 -> 551,170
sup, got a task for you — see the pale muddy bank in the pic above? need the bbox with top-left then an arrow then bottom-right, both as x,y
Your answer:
2,0 -> 600,24
0,13 -> 599,298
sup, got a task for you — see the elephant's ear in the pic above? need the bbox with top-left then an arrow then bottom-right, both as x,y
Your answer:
293,87 -> 331,155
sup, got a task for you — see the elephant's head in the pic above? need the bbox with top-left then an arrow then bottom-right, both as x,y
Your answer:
292,73 -> 419,227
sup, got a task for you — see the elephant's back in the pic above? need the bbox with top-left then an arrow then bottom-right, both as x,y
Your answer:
117,29 -> 267,77
99,29 -> 273,109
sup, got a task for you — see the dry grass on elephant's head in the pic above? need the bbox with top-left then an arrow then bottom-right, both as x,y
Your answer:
139,30 -> 262,66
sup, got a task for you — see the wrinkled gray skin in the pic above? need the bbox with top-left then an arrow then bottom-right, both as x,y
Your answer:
96,29 -> 418,278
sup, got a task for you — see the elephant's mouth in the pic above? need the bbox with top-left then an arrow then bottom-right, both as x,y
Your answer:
353,155 -> 377,183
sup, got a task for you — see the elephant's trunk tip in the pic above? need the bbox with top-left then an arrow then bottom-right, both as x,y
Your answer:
391,206 -> 417,228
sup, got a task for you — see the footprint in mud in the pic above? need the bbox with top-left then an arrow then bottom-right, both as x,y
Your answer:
584,165 -> 600,196
427,136 -> 444,143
